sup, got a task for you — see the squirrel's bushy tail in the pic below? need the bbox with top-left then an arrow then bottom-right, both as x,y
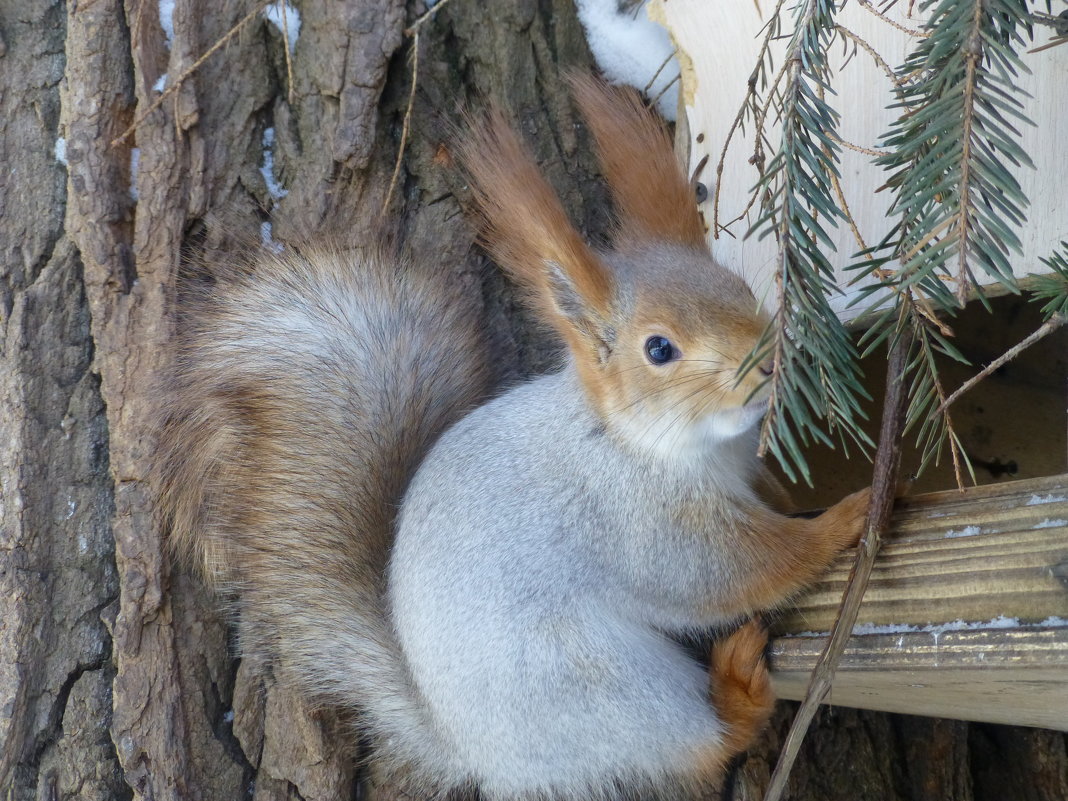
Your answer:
156,239 -> 491,787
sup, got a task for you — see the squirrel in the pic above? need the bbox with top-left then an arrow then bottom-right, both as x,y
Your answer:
156,75 -> 871,800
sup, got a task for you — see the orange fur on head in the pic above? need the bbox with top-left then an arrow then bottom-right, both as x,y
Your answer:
457,109 -> 614,342
569,74 -> 706,249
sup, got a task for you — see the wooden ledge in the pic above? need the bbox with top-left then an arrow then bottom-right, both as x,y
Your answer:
768,474 -> 1068,730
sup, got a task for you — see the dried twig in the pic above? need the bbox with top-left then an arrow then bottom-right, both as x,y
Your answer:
752,61 -> 789,151
916,321 -> 967,487
763,329 -> 912,801
817,83 -> 867,258
857,0 -> 929,37
278,0 -> 296,104
646,72 -> 681,113
643,48 -> 678,96
712,0 -> 790,238
938,314 -> 1068,413
381,31 -> 421,217
404,0 -> 461,36
834,24 -> 901,85
828,131 -> 886,158
112,0 -> 278,146
829,163 -> 866,255
382,0 -> 468,216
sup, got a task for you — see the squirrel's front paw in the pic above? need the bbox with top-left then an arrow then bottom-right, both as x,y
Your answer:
709,620 -> 774,757
822,486 -> 872,549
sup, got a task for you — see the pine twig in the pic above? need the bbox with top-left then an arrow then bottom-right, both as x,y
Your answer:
937,314 -> 1067,414
763,330 -> 911,801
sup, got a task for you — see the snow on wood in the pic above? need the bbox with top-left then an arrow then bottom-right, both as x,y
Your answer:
260,127 -> 288,200
576,0 -> 680,119
262,1 -> 302,52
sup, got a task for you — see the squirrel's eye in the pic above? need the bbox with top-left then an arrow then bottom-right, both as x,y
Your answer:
644,335 -> 677,365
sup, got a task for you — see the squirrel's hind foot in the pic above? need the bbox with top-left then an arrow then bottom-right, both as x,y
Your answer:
709,620 -> 775,760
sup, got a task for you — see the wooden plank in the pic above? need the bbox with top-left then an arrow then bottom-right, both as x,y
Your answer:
775,474 -> 1068,632
770,628 -> 1068,730
648,0 -> 1068,319
767,474 -> 1068,730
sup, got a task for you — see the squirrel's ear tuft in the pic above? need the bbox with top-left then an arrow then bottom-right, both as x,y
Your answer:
458,108 -> 614,350
569,74 -> 706,250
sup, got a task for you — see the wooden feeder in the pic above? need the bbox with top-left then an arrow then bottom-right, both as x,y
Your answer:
648,0 -> 1068,730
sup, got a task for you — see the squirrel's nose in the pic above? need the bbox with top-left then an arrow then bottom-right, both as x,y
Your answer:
758,360 -> 774,377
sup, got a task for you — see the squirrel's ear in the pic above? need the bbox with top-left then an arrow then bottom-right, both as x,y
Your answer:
459,109 -> 615,357
569,74 -> 706,249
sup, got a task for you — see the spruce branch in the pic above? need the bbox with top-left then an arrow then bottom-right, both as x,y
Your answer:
849,0 -> 1045,483
875,0 -> 1036,308
905,308 -> 970,484
755,3 -> 1060,795
1030,242 -> 1068,319
747,0 -> 872,483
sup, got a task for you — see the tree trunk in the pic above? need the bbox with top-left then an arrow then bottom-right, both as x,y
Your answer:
0,1 -> 1064,800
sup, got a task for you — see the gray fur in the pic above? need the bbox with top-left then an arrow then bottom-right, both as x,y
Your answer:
390,367 -> 764,799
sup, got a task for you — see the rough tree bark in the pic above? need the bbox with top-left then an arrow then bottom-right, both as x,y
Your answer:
0,1 -> 1064,800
